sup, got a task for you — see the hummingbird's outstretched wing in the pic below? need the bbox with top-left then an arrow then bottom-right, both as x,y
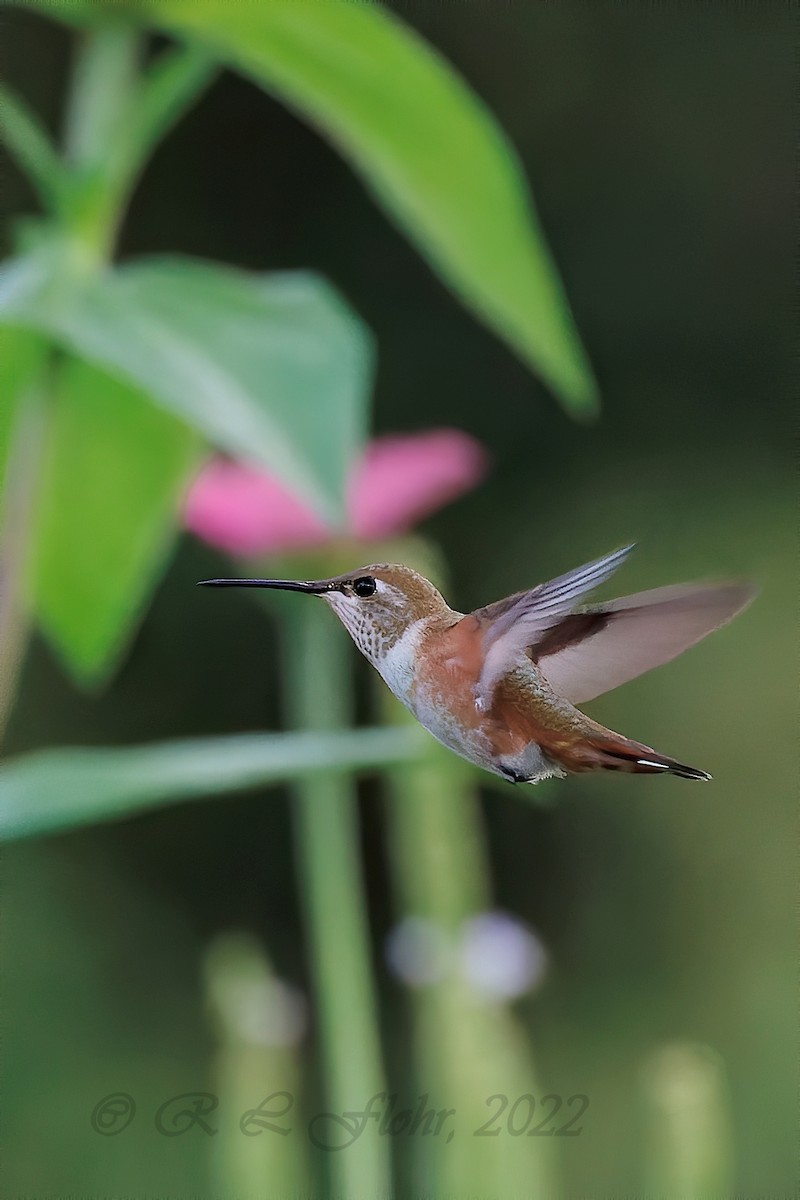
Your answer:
472,541 -> 754,709
533,581 -> 756,704
471,545 -> 635,709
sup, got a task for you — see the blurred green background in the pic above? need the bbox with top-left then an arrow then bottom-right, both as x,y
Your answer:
2,3 -> 792,1197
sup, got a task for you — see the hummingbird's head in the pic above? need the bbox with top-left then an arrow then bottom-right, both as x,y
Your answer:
198,564 -> 450,667
320,565 -> 451,666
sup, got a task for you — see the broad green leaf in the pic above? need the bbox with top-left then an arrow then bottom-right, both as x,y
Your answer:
0,253 -> 372,521
16,0 -> 596,412
153,0 -> 598,416
28,356 -> 200,684
0,727 -> 426,841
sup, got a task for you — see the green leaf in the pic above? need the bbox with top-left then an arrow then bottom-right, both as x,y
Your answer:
0,252 -> 373,521
0,82 -> 67,211
0,727 -> 426,841
153,0 -> 597,416
28,356 -> 200,684
63,31 -> 217,213
9,0 -> 121,27
122,42 -> 218,183
16,0 -> 595,412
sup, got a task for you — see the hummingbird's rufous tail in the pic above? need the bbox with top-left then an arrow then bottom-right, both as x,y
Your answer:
563,729 -> 711,781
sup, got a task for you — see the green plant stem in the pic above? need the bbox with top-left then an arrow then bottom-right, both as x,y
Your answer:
380,689 -> 556,1197
64,26 -> 141,171
62,26 -> 142,267
281,599 -> 391,1198
0,359 -> 50,746
204,933 -> 309,1198
383,740 -> 490,924
58,33 -> 216,271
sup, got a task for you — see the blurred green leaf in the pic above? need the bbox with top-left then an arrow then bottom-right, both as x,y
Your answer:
121,43 -> 217,185
0,727 -> 426,841
10,0 -> 125,27
153,0 -> 598,416
63,34 -> 217,210
28,357 -> 200,684
0,82 -> 67,211
0,253 -> 373,520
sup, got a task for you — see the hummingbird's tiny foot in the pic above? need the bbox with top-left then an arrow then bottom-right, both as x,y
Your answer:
499,765 -> 531,785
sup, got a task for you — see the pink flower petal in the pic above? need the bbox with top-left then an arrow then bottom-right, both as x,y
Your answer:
183,459 -> 330,556
184,430 -> 487,557
348,430 -> 487,541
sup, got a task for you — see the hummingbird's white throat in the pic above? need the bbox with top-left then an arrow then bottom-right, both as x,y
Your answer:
323,578 -> 412,667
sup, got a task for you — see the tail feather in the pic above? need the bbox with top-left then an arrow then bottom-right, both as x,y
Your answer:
628,754 -> 711,781
561,729 -> 712,781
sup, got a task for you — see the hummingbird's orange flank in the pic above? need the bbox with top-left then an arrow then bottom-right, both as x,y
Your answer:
199,545 -> 755,785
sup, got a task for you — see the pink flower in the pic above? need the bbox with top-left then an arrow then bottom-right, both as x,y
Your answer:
184,430 -> 487,556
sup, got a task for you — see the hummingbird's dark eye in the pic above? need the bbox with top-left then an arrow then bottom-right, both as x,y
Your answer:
353,576 -> 377,598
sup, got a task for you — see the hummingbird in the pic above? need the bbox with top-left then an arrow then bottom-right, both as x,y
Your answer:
199,544 -> 755,785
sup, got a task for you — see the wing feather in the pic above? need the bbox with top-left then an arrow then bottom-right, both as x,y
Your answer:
472,545 -> 635,709
536,582 -> 756,704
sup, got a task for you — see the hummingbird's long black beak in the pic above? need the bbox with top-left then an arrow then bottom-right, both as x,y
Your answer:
197,577 -> 339,594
